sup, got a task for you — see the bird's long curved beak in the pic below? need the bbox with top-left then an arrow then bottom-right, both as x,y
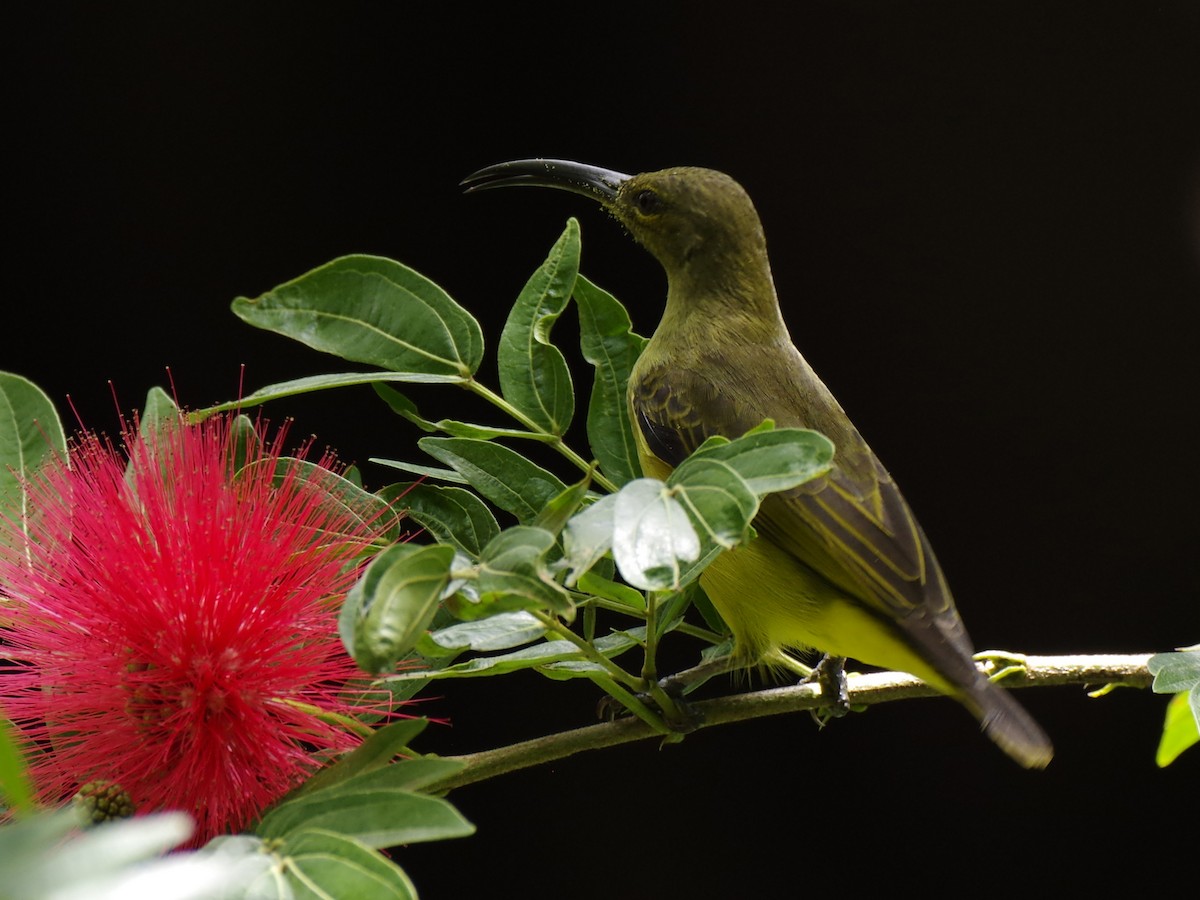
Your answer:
460,158 -> 630,203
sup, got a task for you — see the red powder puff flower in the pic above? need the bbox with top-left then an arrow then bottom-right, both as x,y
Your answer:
0,413 -> 392,843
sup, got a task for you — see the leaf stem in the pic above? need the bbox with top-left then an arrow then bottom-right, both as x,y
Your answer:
272,698 -> 374,739
463,379 -> 619,493
529,611 -> 644,691
632,590 -> 695,724
641,591 -> 661,685
583,596 -> 724,645
588,676 -> 675,736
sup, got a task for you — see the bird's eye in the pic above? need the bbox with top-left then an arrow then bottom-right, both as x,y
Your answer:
633,189 -> 663,215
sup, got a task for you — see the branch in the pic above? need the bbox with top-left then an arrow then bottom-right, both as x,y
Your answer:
425,652 -> 1154,792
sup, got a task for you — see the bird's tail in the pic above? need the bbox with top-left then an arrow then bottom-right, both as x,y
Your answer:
964,679 -> 1054,769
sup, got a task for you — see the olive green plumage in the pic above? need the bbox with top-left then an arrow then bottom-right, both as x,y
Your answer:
463,159 -> 1053,768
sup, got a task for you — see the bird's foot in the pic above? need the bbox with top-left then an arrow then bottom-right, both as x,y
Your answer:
596,656 -> 737,733
803,654 -> 851,725
653,691 -> 705,733
596,684 -> 704,734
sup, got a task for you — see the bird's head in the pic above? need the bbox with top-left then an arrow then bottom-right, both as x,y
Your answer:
461,159 -> 769,292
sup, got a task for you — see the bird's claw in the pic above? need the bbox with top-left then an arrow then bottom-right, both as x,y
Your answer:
596,687 -> 704,733
596,694 -> 625,722
804,654 -> 851,724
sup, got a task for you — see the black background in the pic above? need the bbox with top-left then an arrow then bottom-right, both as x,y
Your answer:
9,3 -> 1199,896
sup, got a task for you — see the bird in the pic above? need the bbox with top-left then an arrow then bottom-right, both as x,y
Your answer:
461,158 -> 1053,768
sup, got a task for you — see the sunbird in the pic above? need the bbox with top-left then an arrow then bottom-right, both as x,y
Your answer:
462,159 -> 1053,768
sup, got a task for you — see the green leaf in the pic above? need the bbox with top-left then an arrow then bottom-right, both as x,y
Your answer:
538,628 -> 645,677
531,472 -> 593,536
371,458 -> 469,484
373,383 -> 552,442
436,420 -> 555,442
372,383 -> 441,432
0,715 -> 34,815
232,255 -> 484,378
0,371 -> 67,521
576,570 -> 646,611
611,479 -> 700,591
418,436 -> 567,523
426,611 -> 547,653
325,756 -> 467,796
562,492 -> 618,585
228,413 -> 262,473
279,829 -> 418,900
573,275 -> 648,487
201,372 -> 468,416
688,425 -> 834,495
0,811 -> 78,899
469,526 -> 574,617
397,630 -> 639,680
397,638 -> 583,678
290,719 -> 430,799
1148,648 -> 1200,694
257,784 -> 474,848
1149,648 -> 1200,765
341,543 -> 457,674
497,220 -> 578,436
1156,691 -> 1200,767
670,458 -> 758,548
653,585 -> 698,637
670,426 -> 835,584
562,427 -> 834,591
379,481 -> 500,557
137,386 -> 179,438
0,810 -> 265,899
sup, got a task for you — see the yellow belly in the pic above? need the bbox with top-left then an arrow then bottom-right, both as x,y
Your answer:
700,534 -> 956,694
632,423 -> 955,693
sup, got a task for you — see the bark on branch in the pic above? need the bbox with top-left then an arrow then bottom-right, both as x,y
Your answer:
427,653 -> 1154,792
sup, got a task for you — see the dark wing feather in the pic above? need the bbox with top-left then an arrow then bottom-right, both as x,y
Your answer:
631,360 -> 975,666
634,370 -> 712,468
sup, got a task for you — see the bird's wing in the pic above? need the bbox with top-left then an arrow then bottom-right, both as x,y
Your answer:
632,363 -> 970,655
